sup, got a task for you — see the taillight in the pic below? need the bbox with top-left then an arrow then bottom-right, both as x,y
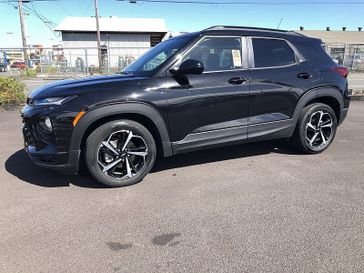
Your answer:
333,66 -> 349,78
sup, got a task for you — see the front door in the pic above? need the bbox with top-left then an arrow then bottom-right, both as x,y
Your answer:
164,36 -> 250,153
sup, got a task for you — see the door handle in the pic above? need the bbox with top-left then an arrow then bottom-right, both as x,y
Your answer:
228,77 -> 246,85
297,72 -> 312,79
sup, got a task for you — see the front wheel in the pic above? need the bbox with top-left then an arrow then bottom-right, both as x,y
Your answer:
292,103 -> 337,154
85,119 -> 156,187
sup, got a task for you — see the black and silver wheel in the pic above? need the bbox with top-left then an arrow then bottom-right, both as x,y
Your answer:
292,103 -> 337,154
85,120 -> 156,187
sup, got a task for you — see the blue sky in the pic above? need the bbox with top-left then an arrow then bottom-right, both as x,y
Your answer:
0,0 -> 363,47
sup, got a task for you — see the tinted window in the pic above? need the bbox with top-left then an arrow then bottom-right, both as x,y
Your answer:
123,36 -> 191,76
183,37 -> 243,72
252,38 -> 296,68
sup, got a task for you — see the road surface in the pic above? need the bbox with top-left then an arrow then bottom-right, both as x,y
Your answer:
0,102 -> 363,273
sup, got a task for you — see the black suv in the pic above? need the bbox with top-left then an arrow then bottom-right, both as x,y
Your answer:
22,26 -> 351,187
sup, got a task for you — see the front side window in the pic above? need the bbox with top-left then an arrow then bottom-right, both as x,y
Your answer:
252,38 -> 296,68
123,35 -> 192,76
182,37 -> 243,72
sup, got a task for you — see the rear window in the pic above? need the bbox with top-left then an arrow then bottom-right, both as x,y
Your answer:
252,38 -> 296,68
294,42 -> 335,65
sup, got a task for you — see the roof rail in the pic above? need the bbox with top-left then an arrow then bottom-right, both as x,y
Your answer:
203,25 -> 290,33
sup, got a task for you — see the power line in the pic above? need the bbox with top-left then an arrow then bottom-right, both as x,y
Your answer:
0,0 -> 59,2
29,2 -> 56,25
118,0 -> 364,5
24,2 -> 58,35
53,1 -> 74,16
4,0 -> 59,36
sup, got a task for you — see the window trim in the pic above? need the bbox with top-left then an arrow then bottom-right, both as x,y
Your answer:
248,36 -> 305,70
171,35 -> 250,74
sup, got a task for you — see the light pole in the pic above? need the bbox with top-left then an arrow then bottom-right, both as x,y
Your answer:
94,0 -> 102,72
107,33 -> 110,72
5,32 -> 14,66
18,0 -> 29,67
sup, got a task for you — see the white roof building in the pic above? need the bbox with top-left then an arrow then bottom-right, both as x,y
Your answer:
53,17 -> 169,69
296,29 -> 364,44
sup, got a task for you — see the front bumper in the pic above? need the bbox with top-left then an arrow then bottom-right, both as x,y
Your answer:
25,144 -> 80,174
22,105 -> 79,174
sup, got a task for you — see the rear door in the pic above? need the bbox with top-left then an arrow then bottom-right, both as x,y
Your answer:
247,37 -> 319,138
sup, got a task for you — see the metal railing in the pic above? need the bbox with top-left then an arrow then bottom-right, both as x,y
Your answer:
1,43 -> 364,77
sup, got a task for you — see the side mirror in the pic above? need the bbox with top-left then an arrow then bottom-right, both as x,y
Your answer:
170,59 -> 204,75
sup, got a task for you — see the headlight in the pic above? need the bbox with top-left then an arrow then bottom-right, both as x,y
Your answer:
33,97 -> 68,106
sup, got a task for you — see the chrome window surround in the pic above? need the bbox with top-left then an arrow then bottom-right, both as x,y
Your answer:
247,36 -> 306,70
168,35 -> 306,74
170,35 -> 250,74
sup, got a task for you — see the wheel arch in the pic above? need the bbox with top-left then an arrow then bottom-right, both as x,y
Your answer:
303,96 -> 341,122
293,87 -> 344,122
286,86 -> 344,137
69,102 -> 172,159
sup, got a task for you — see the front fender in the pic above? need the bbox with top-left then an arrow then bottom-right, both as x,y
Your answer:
69,102 -> 172,157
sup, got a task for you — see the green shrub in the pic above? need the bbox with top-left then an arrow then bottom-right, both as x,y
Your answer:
0,77 -> 26,107
21,68 -> 38,78
45,66 -> 59,75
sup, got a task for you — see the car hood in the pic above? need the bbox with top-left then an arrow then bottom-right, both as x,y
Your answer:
29,74 -> 146,100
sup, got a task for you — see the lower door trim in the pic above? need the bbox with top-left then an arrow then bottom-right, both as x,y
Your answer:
172,125 -> 247,154
171,118 -> 296,155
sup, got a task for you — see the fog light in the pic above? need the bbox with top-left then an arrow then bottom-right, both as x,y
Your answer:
40,116 -> 53,132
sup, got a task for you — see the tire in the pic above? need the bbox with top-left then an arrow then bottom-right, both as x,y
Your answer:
85,119 -> 156,187
292,103 -> 337,154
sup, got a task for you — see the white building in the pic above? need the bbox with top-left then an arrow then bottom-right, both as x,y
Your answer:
54,17 -> 168,70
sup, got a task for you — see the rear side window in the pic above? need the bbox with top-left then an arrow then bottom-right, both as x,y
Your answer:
252,38 -> 296,68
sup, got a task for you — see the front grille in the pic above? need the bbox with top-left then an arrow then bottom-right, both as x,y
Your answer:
22,116 -> 72,165
22,113 -> 73,156
23,126 -> 36,146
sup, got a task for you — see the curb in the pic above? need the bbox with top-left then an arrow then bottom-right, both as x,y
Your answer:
351,96 -> 364,101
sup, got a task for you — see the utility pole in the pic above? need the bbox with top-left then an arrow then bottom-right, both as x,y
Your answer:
18,0 -> 29,67
94,0 -> 102,72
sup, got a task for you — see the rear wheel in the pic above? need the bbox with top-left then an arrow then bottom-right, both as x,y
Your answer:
292,103 -> 337,154
85,119 -> 156,187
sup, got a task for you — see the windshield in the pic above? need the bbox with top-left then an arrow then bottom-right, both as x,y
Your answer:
122,36 -> 192,76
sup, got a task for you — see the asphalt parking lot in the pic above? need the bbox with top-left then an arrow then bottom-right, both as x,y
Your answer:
0,102 -> 364,273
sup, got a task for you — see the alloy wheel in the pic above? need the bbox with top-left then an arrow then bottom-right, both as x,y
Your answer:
305,110 -> 334,150
97,130 -> 148,179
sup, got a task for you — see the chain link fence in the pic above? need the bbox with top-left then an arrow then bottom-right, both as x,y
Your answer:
324,43 -> 364,71
1,43 -> 364,77
0,46 -> 150,77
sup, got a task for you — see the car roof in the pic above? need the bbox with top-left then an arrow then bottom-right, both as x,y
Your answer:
199,25 -> 320,43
